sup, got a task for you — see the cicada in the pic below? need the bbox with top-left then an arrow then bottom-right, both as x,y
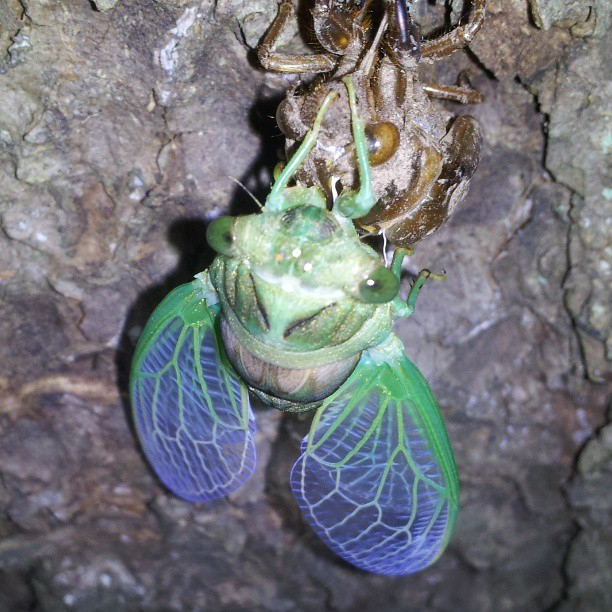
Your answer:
130,77 -> 458,576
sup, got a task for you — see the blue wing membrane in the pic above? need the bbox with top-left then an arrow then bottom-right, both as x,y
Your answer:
131,282 -> 256,502
291,351 -> 459,576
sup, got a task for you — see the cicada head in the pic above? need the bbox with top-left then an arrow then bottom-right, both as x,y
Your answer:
207,202 -> 398,364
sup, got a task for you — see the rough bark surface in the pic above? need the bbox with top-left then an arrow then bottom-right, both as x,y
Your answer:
0,0 -> 609,610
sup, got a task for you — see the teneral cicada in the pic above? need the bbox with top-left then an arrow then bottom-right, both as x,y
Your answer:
130,77 -> 459,576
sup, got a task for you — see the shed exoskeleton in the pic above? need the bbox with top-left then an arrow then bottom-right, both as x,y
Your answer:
258,0 -> 484,247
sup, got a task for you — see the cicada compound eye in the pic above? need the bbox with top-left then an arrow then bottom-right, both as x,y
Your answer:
207,216 -> 236,256
365,121 -> 400,166
355,267 -> 399,304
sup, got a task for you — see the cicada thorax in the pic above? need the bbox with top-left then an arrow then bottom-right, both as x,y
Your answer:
211,255 -> 382,411
217,259 -> 379,349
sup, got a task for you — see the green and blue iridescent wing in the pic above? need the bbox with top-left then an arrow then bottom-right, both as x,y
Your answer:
130,281 -> 255,502
291,344 -> 459,576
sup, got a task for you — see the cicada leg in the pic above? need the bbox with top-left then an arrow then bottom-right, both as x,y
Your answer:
265,89 -> 338,212
390,248 -> 445,319
356,126 -> 443,237
332,76 -> 376,219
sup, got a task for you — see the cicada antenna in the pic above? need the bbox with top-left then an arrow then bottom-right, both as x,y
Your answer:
228,176 -> 263,209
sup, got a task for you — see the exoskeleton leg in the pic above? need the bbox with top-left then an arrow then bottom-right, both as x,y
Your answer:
384,1 -> 484,102
423,70 -> 483,104
385,0 -> 422,65
258,0 -> 336,73
422,82 -> 483,104
421,0 -> 486,60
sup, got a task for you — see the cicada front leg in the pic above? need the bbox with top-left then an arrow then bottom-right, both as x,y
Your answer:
356,125 -> 445,240
332,76 -> 376,219
130,274 -> 256,502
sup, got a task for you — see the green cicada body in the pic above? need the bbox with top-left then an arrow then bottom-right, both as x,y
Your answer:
130,78 -> 459,576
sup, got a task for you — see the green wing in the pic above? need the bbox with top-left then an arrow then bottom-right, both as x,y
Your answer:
291,342 -> 459,575
130,281 -> 255,502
